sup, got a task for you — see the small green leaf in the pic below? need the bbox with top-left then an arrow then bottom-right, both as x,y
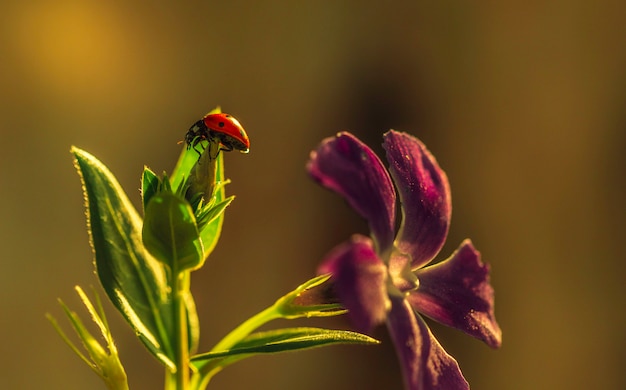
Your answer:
141,167 -> 160,214
186,147 -> 228,260
196,195 -> 234,230
142,192 -> 204,272
274,274 -> 346,319
186,141 -> 219,201
47,286 -> 129,390
191,327 -> 379,370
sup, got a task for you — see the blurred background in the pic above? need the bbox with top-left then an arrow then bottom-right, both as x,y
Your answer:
1,1 -> 625,389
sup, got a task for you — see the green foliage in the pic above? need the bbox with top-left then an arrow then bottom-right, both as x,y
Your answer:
141,167 -> 160,214
47,286 -> 128,390
191,327 -> 379,370
73,147 -> 187,369
143,191 -> 204,272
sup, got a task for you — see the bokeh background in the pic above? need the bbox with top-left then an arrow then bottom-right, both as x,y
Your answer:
1,1 -> 625,389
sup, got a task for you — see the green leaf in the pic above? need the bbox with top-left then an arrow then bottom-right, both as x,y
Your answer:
187,149 -> 227,260
191,327 -> 379,370
171,108 -> 227,261
196,195 -> 234,231
142,192 -> 204,272
47,286 -> 129,390
175,148 -> 229,261
274,274 -> 346,319
141,167 -> 160,214
72,147 -> 177,369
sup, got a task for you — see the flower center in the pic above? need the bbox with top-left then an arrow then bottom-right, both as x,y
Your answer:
388,250 -> 419,295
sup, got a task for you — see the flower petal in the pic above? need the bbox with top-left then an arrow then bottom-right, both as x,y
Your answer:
409,240 -> 502,348
318,235 -> 390,334
387,296 -> 469,390
308,132 -> 396,253
383,131 -> 451,269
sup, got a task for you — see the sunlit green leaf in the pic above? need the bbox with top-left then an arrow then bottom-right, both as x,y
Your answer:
196,153 -> 227,260
274,274 -> 346,318
72,146 -> 176,368
47,286 -> 129,390
141,167 -> 160,214
142,192 -> 203,272
196,195 -> 234,231
191,327 -> 379,371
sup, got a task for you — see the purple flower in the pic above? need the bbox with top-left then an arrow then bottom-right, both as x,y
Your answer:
307,131 -> 502,390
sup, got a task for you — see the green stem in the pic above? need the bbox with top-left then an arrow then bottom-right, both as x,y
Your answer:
189,274 -> 340,390
173,271 -> 190,389
192,304 -> 281,389
212,305 -> 279,353
164,370 -> 176,390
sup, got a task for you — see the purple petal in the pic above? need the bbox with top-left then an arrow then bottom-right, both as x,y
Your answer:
387,296 -> 469,390
308,132 -> 396,253
383,131 -> 451,269
318,235 -> 389,334
408,240 -> 502,348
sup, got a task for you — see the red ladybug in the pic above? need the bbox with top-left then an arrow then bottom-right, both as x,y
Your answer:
185,113 -> 250,155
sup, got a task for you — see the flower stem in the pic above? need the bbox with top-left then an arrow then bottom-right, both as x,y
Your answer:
190,274 -> 341,389
192,304 -> 281,389
212,305 -> 280,353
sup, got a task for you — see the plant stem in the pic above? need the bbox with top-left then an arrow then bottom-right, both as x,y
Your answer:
173,271 -> 189,389
211,305 -> 279,353
164,370 -> 176,390
192,304 -> 281,389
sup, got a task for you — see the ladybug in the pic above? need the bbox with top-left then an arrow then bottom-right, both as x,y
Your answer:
185,113 -> 250,156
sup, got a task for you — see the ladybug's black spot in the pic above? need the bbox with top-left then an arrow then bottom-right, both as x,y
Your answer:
218,122 -> 225,127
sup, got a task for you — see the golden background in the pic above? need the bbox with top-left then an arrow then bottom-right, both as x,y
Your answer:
1,1 -> 624,389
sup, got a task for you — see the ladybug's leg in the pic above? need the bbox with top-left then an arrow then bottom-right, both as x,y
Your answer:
220,144 -> 234,152
207,133 -> 231,154
191,136 -> 205,157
